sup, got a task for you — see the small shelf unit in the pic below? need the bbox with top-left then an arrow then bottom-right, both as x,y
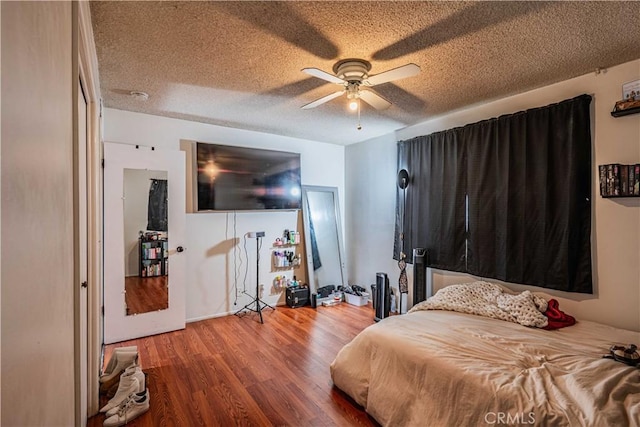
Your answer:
139,234 -> 168,277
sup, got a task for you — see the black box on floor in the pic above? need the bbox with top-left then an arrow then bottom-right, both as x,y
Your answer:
286,287 -> 309,308
317,285 -> 335,298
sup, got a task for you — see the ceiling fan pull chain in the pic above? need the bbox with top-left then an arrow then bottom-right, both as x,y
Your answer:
357,99 -> 362,131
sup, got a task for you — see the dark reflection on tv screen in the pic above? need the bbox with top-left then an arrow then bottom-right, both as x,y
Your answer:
196,143 -> 301,211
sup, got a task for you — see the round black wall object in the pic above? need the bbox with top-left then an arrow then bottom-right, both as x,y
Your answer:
397,169 -> 410,189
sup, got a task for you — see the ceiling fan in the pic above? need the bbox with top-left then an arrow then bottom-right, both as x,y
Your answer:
301,59 -> 421,110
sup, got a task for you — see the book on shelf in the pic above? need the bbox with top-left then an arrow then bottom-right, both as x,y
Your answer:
606,164 -> 614,196
621,165 -> 629,195
599,165 -> 607,196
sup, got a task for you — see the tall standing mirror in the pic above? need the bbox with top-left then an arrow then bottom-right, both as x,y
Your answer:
301,186 -> 347,292
123,168 -> 169,316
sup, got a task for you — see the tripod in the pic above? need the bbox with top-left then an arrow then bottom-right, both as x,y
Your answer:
235,235 -> 274,323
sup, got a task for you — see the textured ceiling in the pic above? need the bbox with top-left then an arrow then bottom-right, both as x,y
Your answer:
90,1 -> 640,145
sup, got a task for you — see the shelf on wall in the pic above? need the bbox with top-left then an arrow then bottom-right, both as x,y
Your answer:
611,106 -> 640,118
271,244 -> 299,249
599,163 -> 640,198
271,267 -> 298,273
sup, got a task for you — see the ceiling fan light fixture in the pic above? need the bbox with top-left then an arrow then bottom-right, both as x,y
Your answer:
301,58 -> 420,112
346,82 -> 360,111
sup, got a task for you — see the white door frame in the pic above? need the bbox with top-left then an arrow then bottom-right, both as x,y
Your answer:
77,1 -> 103,418
75,77 -> 89,427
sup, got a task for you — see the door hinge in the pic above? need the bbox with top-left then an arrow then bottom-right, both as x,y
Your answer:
101,306 -> 105,316
101,159 -> 105,168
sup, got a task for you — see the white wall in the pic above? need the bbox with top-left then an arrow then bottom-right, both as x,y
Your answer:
347,59 -> 640,331
1,2 -> 76,425
103,109 -> 345,321
345,132 -> 399,293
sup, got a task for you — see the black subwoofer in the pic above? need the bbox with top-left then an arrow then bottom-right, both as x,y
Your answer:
413,248 -> 427,305
374,273 -> 390,322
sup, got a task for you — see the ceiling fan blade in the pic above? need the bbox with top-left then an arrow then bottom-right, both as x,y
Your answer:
359,90 -> 391,110
364,63 -> 421,86
301,90 -> 345,109
302,67 -> 345,84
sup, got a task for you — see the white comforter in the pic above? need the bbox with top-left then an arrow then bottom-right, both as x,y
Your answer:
330,310 -> 640,426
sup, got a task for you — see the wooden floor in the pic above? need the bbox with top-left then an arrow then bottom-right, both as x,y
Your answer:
125,276 -> 168,315
88,302 -> 379,426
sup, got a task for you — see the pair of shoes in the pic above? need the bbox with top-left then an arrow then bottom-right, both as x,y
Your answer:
104,389 -> 148,418
99,366 -> 145,413
99,348 -> 139,395
102,346 -> 137,377
103,389 -> 150,427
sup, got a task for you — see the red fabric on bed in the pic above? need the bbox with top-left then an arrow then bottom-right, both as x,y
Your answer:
543,299 -> 576,330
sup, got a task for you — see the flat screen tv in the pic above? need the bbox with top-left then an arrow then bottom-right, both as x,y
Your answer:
196,142 -> 301,211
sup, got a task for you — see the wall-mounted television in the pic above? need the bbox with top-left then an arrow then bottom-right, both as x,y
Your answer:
196,142 -> 301,211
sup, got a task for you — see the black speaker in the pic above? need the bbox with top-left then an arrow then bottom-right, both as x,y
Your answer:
413,248 -> 427,304
374,273 -> 390,322
286,287 -> 309,308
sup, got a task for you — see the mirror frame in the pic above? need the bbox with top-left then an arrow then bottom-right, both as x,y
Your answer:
123,168 -> 169,316
301,185 -> 347,293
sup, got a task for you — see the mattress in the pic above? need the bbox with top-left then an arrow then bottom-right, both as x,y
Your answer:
330,310 -> 640,426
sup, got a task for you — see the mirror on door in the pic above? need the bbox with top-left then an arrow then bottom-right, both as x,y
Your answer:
123,168 -> 169,316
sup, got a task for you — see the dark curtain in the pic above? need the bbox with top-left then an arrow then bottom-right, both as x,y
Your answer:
466,95 -> 592,292
394,94 -> 592,293
147,179 -> 168,232
394,130 -> 467,272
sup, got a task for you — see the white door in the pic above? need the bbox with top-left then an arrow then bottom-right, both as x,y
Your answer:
77,80 -> 89,426
103,142 -> 186,344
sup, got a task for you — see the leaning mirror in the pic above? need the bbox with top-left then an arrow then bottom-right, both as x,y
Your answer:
301,186 -> 347,292
123,168 -> 169,316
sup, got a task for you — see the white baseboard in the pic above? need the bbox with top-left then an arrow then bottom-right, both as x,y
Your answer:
186,312 -> 232,323
186,302 -> 288,324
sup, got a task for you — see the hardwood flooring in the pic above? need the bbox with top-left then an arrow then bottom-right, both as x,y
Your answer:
88,302 -> 379,426
125,276 -> 168,315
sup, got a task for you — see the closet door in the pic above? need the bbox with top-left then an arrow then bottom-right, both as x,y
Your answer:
103,142 -> 186,344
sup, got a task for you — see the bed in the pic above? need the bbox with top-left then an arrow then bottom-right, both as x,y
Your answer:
330,285 -> 640,426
